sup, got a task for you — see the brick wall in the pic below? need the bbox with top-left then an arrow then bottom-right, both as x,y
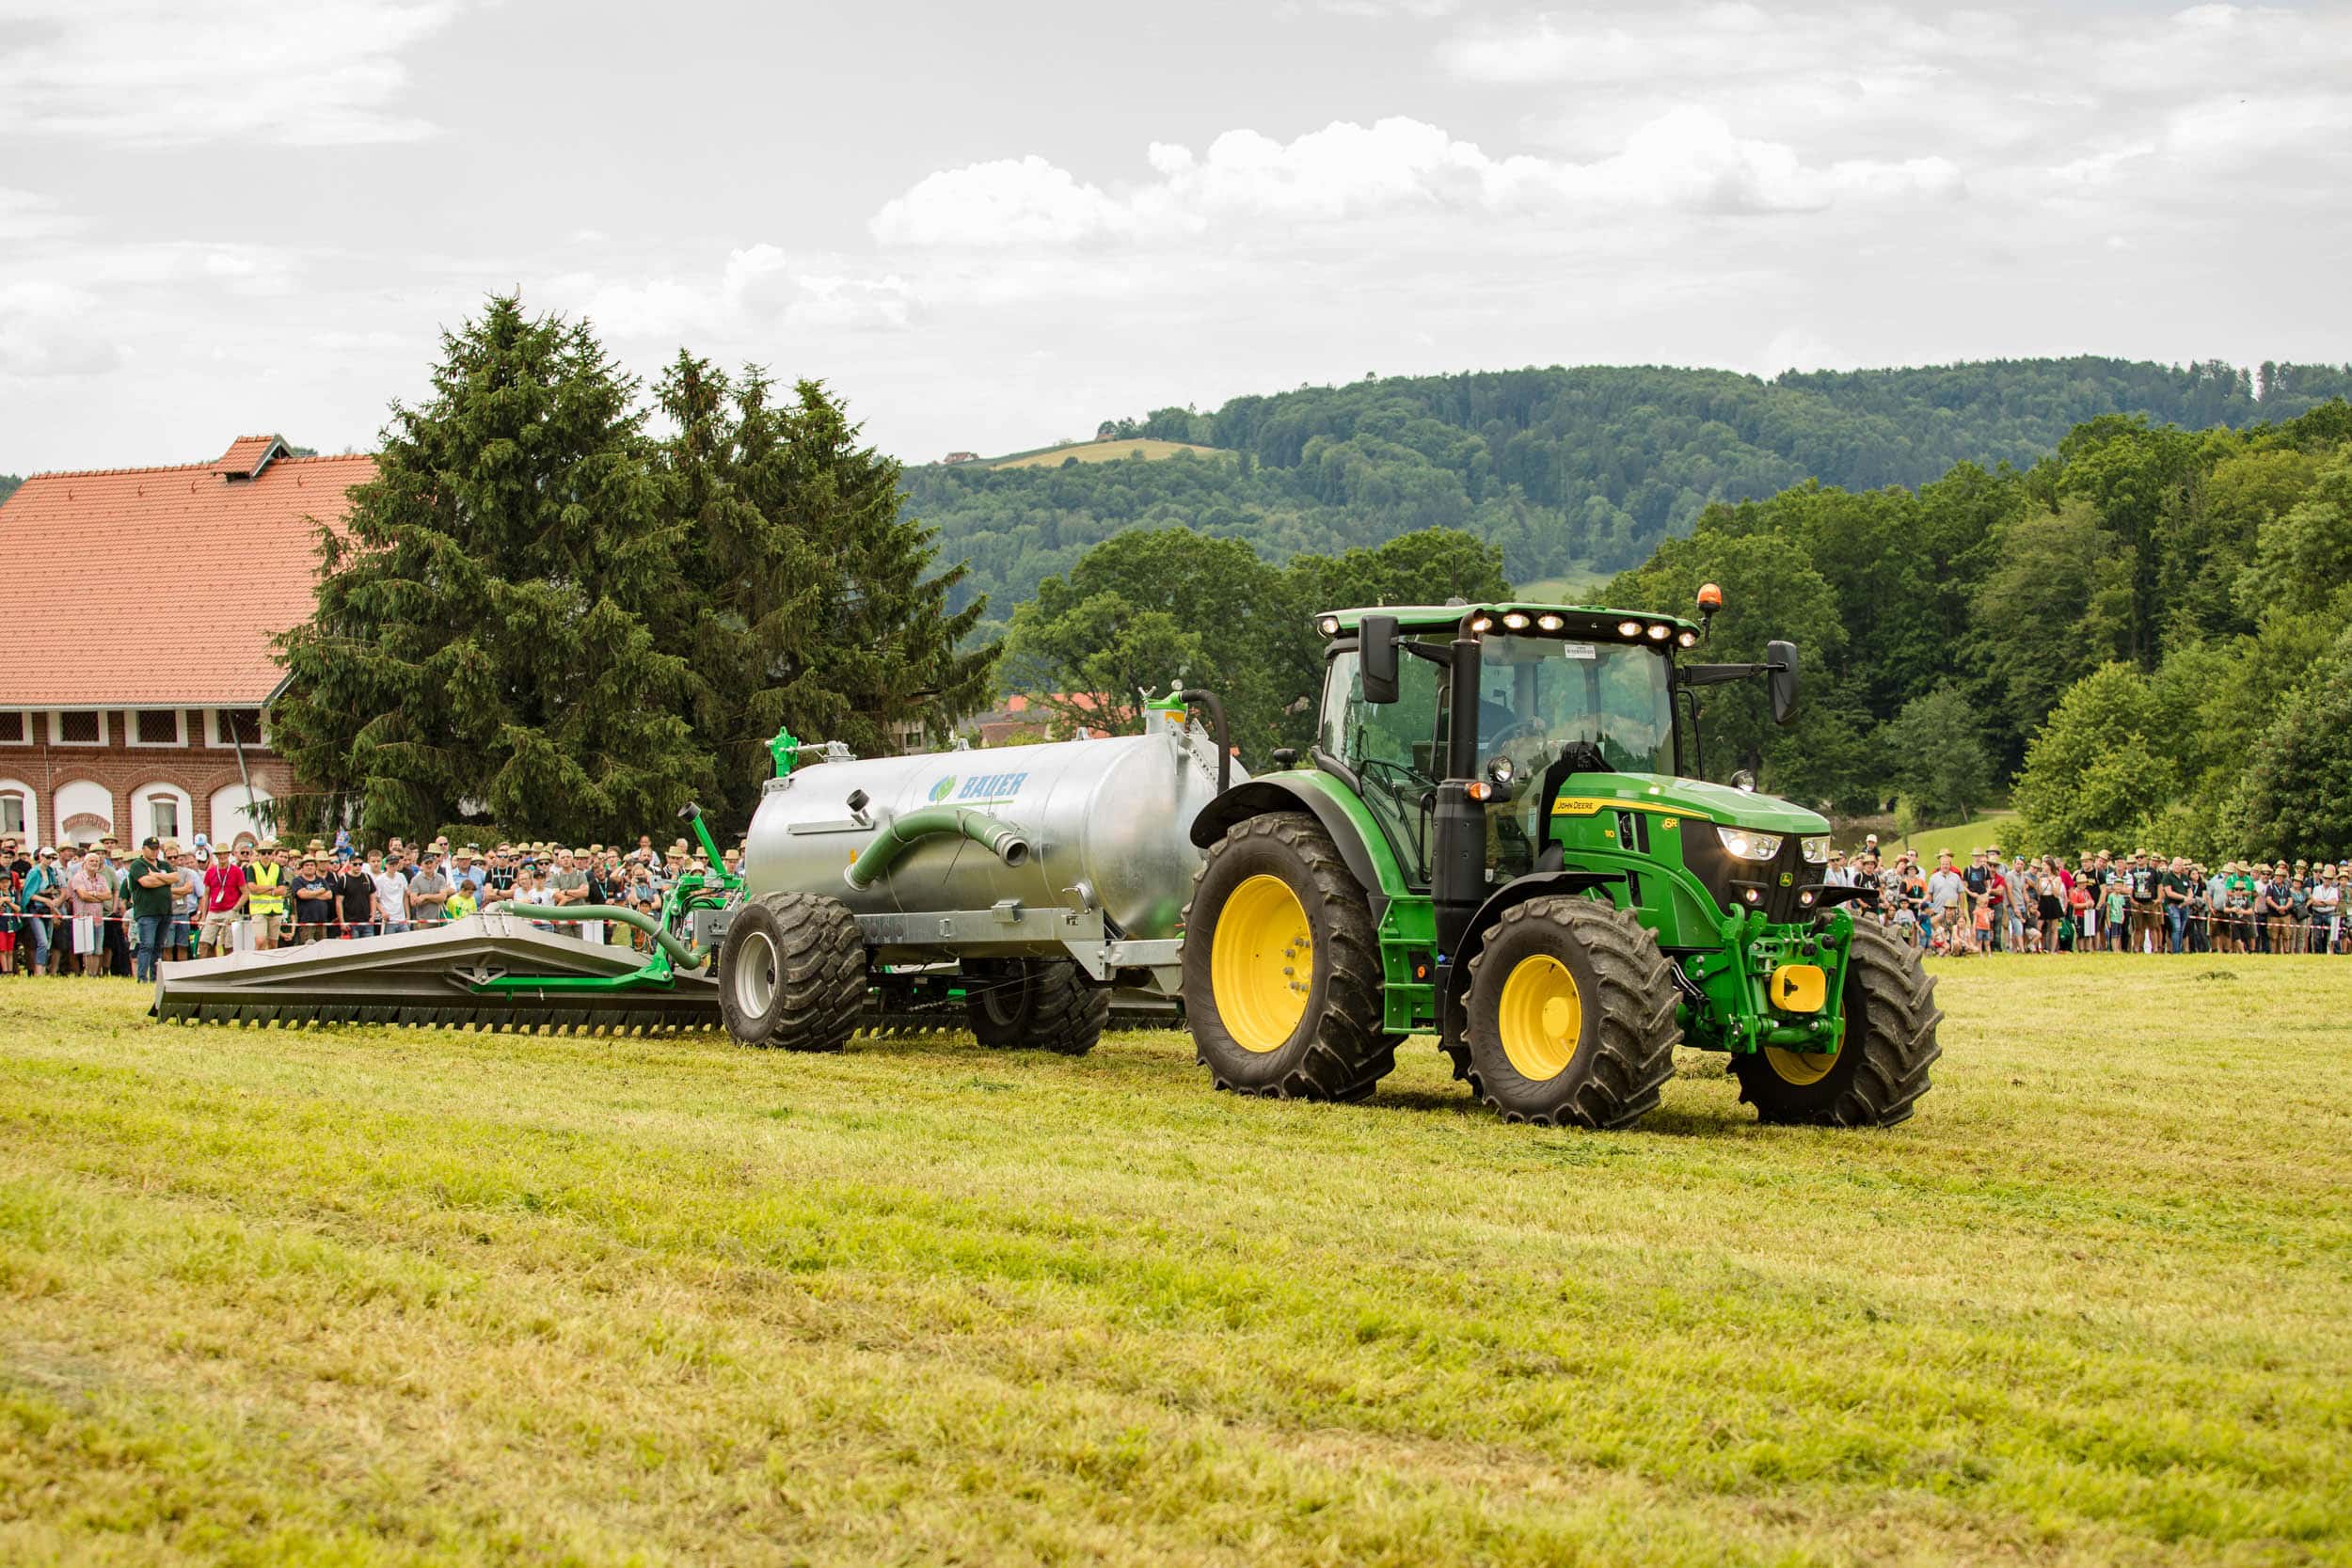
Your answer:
0,706 -> 292,848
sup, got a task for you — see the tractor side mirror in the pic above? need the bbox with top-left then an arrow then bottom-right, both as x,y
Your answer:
1359,614 -> 1400,705
1767,640 -> 1800,725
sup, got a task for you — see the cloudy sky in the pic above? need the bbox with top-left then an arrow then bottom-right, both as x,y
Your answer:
4,0 -> 2348,472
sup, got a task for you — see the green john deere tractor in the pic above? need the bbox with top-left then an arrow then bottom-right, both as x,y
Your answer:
1180,594 -> 1941,1129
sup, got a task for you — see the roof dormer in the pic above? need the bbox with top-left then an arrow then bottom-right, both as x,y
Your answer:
213,435 -> 287,482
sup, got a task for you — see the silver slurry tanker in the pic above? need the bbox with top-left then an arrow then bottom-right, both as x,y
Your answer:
737,696 -> 1239,989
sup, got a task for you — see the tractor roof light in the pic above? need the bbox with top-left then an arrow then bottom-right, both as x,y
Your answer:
1536,613 -> 1565,631
1677,629 -> 1699,648
1469,614 -> 1494,634
1645,623 -> 1672,641
1616,620 -> 1644,638
1502,610 -> 1530,630
1317,615 -> 1341,637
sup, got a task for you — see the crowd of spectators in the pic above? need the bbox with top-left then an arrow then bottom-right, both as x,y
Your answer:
1821,834 -> 2350,956
0,829 -> 742,980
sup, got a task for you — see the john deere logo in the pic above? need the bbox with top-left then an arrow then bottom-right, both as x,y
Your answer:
928,776 -> 955,802
1779,871 -> 1794,886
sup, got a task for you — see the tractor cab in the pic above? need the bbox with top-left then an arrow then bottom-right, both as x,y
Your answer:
1180,592 -> 1940,1132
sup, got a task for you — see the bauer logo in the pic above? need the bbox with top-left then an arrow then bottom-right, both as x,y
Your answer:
927,776 -> 955,802
955,770 -> 1028,803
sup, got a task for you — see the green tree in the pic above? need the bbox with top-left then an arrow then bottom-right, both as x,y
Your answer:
273,294 -> 708,843
657,356 -> 994,832
1608,531 -> 1870,808
1968,499 -> 2133,752
1004,528 -> 1300,756
2233,627 -> 2352,863
2233,451 -> 2352,621
2010,664 -> 2177,855
1876,685 -> 1994,827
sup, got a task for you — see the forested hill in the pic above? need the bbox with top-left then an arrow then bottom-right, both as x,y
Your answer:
906,357 -> 2352,634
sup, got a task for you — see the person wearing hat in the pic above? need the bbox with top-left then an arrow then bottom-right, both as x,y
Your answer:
198,841 -> 247,958
243,841 -> 289,951
2314,865 -> 2343,956
17,847 -> 62,975
291,855 -> 337,944
125,836 -> 178,984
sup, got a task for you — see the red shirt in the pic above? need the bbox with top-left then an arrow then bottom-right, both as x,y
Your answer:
203,863 -> 246,913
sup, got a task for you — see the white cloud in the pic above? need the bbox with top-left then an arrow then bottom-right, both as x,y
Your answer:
542,246 -> 920,345
0,0 -> 460,146
0,282 -> 124,378
870,108 -> 1958,248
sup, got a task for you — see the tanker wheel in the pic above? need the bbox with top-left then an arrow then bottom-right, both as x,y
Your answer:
718,892 -> 867,1053
964,958 -> 1108,1056
1182,811 -> 1390,1100
1732,919 -> 1942,1126
1460,896 -> 1679,1129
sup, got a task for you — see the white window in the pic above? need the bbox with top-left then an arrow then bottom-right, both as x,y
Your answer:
0,780 -> 34,843
51,710 -> 107,746
54,779 -> 112,847
209,781 -> 272,847
0,711 -> 28,746
133,783 -> 193,847
207,708 -> 265,749
129,708 -> 185,747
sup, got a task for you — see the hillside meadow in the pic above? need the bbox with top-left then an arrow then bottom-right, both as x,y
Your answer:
2,961 -> 2346,1565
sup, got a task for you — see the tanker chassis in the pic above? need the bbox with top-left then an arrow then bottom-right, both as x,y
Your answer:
712,693 -> 1232,1056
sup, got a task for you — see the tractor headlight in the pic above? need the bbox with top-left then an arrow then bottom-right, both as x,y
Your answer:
1502,610 -> 1530,630
1486,753 -> 1515,785
1318,615 -> 1340,637
1719,829 -> 1783,862
1801,834 -> 1831,864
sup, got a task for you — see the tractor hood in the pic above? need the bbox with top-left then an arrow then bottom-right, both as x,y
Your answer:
1552,773 -> 1829,835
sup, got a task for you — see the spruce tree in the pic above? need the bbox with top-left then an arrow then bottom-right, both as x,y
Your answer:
657,356 -> 995,831
273,295 -> 709,842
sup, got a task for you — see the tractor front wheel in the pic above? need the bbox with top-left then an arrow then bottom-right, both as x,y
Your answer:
1732,919 -> 1941,1126
1459,895 -> 1679,1129
1182,812 -> 1392,1099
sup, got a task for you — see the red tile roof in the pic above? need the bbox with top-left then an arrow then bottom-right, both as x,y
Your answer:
0,445 -> 375,706
212,435 -> 285,479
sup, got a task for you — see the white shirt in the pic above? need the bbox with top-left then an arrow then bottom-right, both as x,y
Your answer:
372,871 -> 409,921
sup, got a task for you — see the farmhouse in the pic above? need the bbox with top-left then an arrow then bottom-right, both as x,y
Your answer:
0,435 -> 373,848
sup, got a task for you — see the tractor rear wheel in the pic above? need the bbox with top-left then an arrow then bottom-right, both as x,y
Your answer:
1732,919 -> 1940,1126
718,892 -> 866,1053
1182,812 -> 1391,1099
1459,896 -> 1679,1128
964,957 -> 1108,1055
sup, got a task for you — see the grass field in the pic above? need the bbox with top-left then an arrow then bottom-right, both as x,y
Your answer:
4,963 -> 2348,1565
991,438 -> 1232,470
1867,810 -> 2021,862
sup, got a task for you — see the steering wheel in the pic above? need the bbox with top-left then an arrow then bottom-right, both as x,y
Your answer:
1482,717 -> 1549,753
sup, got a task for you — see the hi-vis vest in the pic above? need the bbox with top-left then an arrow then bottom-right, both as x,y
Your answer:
246,862 -> 286,915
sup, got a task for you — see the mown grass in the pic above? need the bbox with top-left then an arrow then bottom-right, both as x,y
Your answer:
990,438 -> 1232,469
2,960 -> 2347,1565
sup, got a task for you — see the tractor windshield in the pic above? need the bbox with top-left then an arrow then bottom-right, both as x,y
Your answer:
1316,632 -> 1677,885
1463,635 -> 1677,779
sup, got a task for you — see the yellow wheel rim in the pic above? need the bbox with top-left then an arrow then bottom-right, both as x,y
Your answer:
1210,874 -> 1312,1053
1764,1046 -> 1838,1085
1497,954 -> 1582,1081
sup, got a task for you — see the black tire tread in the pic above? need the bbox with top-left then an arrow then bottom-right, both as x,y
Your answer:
744,891 -> 867,1053
1733,918 -> 1941,1126
1460,895 -> 1679,1130
1183,812 -> 1391,1100
967,958 -> 1108,1055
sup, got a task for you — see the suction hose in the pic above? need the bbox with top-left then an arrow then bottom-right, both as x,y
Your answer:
494,903 -> 707,970
844,806 -> 1031,890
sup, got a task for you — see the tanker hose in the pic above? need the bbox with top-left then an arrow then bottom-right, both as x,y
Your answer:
1181,688 -> 1231,796
493,902 -> 707,970
844,806 -> 1031,890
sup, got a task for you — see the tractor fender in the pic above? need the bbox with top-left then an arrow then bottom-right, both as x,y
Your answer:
1190,778 -> 1391,926
1439,870 -> 1629,1025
